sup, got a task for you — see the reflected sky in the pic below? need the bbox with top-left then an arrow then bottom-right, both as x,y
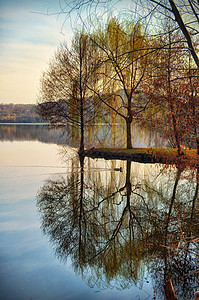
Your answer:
0,141 -> 64,167
0,138 -> 156,299
0,139 -> 83,300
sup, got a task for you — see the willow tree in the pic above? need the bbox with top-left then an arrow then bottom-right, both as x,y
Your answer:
90,17 -> 152,149
37,31 -> 100,155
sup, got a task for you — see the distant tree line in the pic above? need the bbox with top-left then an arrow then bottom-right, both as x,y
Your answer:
0,104 -> 43,123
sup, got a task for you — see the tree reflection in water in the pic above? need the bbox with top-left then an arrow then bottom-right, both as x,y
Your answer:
37,156 -> 199,299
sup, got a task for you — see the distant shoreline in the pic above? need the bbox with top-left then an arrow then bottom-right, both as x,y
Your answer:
0,123 -> 48,125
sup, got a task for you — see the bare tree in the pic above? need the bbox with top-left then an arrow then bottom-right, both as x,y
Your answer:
144,25 -> 189,154
37,30 -> 101,155
146,0 -> 199,68
180,64 -> 199,153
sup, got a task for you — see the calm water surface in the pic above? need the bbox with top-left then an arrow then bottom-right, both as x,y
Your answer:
0,124 -> 198,300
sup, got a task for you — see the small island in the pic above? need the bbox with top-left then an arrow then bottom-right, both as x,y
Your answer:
85,147 -> 199,169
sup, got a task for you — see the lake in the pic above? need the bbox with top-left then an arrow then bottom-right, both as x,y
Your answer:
0,124 -> 198,300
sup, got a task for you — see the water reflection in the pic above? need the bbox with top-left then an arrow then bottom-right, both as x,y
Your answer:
0,124 -> 67,144
0,123 -> 166,148
37,157 -> 199,299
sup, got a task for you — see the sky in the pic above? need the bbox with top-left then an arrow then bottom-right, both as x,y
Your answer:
0,0 -> 138,105
0,0 -> 73,104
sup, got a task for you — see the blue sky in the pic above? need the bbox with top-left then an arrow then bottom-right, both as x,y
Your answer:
0,0 -> 73,104
0,0 -> 136,104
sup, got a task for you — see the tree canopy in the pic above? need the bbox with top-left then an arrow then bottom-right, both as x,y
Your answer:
37,2 -> 199,153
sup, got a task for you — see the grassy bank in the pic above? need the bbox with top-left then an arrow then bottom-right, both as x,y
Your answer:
95,147 -> 197,155
85,147 -> 199,168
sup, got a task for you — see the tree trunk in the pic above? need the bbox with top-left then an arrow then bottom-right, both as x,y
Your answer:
170,107 -> 182,155
78,100 -> 84,155
126,118 -> 132,149
196,138 -> 199,156
196,128 -> 199,156
79,127 -> 84,155
171,118 -> 181,157
126,100 -> 133,149
167,31 -> 182,156
78,40 -> 84,156
168,0 -> 199,69
164,279 -> 177,300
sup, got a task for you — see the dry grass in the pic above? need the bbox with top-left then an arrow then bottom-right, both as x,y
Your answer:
96,147 -> 197,155
94,147 -> 199,169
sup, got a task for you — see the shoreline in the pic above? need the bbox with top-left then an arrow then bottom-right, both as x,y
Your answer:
84,147 -> 199,168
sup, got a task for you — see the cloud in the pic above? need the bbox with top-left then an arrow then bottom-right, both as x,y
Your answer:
0,1 -> 73,103
0,41 -> 62,103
